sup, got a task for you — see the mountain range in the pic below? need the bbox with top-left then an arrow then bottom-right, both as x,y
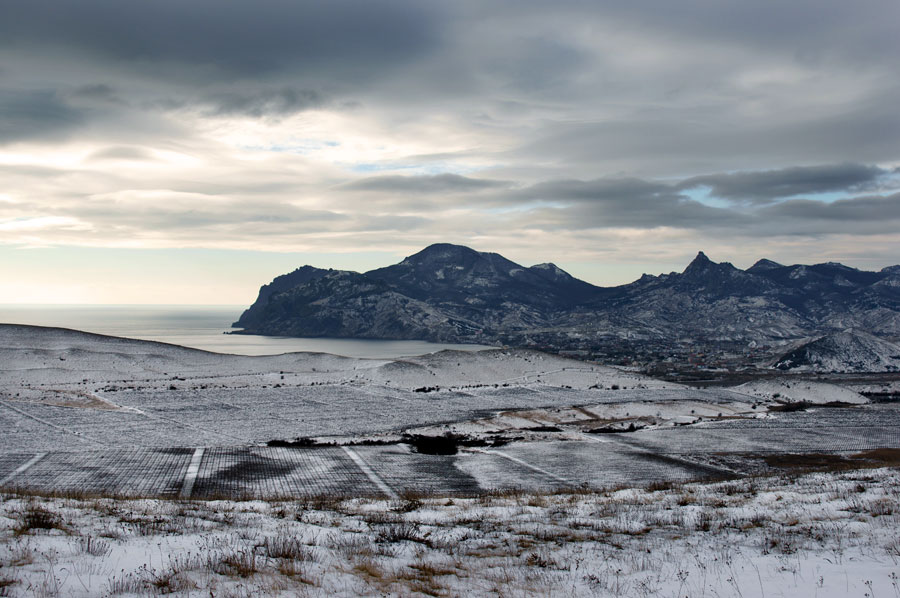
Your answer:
234,243 -> 900,352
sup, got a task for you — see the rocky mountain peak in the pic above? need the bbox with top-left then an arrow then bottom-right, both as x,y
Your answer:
747,258 -> 783,273
399,243 -> 481,267
682,251 -> 724,278
529,262 -> 572,280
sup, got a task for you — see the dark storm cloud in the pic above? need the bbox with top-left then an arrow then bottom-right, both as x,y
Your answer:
0,0 -> 443,79
343,174 -> 510,194
0,90 -> 85,143
679,164 -> 893,204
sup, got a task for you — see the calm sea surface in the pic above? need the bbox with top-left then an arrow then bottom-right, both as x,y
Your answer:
0,305 -> 495,358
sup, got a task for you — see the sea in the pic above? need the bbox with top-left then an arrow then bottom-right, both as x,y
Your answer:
0,305 -> 495,358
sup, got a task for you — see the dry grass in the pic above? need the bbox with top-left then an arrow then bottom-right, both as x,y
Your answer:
2,464 -> 900,597
13,503 -> 68,536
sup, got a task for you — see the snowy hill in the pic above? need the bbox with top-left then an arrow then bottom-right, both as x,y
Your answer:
731,378 -> 868,404
774,330 -> 900,372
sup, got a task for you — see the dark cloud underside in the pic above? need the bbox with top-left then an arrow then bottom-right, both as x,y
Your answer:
679,164 -> 892,203
0,0 -> 443,79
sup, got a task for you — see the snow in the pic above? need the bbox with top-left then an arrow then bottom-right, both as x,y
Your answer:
732,379 -> 868,404
1,467 -> 898,597
774,330 -> 900,373
2,325 -> 899,596
0,325 -> 689,452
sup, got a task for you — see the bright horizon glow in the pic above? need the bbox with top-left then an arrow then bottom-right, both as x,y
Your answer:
0,244 -> 897,306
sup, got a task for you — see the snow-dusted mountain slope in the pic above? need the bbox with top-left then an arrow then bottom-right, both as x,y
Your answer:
233,243 -> 900,349
774,330 -> 900,372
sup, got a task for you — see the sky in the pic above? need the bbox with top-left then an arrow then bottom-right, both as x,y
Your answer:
1,0 -> 899,304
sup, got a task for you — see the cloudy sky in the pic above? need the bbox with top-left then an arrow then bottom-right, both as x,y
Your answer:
2,0 -> 899,304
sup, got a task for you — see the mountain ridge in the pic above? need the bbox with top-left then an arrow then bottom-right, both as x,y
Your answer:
234,244 -> 900,353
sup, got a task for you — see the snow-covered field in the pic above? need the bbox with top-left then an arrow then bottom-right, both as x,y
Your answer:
3,325 -> 900,596
2,467 -> 899,597
2,324 -> 900,500
0,324 -> 877,453
732,379 -> 868,405
0,324 -> 737,453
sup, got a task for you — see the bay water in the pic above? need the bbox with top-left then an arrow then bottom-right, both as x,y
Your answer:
0,305 -> 495,358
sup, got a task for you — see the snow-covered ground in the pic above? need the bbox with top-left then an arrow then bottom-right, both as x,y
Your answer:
4,323 -> 900,500
3,326 -> 900,596
0,324 -> 715,453
0,324 -> 670,393
3,324 -> 883,455
2,467 -> 899,597
775,330 -> 900,373
729,379 -> 868,405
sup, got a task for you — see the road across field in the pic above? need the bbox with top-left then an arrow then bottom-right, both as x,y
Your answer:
3,406 -> 899,498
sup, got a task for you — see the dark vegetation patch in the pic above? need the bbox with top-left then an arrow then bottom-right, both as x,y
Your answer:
401,433 -> 509,455
14,504 -> 68,535
266,437 -> 396,448
769,401 -> 857,412
0,573 -> 18,593
862,392 -> 900,403
267,438 -> 321,448
764,453 -> 850,469
586,423 -> 642,434
523,425 -> 562,432
763,448 -> 900,471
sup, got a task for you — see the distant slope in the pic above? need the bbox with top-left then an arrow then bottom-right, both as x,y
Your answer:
774,330 -> 900,372
0,323 -> 669,393
233,243 -> 900,350
731,378 -> 867,404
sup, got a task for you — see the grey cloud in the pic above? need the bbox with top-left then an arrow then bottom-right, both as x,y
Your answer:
504,177 -> 740,230
762,193 -> 900,223
513,102 -> 900,179
500,174 -> 900,236
557,0 -> 900,68
2,0 -> 898,263
0,164 -> 72,179
204,89 -> 326,118
55,198 -> 347,233
87,146 -> 157,162
69,84 -> 124,104
354,214 -> 431,232
0,90 -> 84,143
679,164 -> 893,204
343,174 -> 510,194
517,177 -> 675,203
0,0 -> 444,80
